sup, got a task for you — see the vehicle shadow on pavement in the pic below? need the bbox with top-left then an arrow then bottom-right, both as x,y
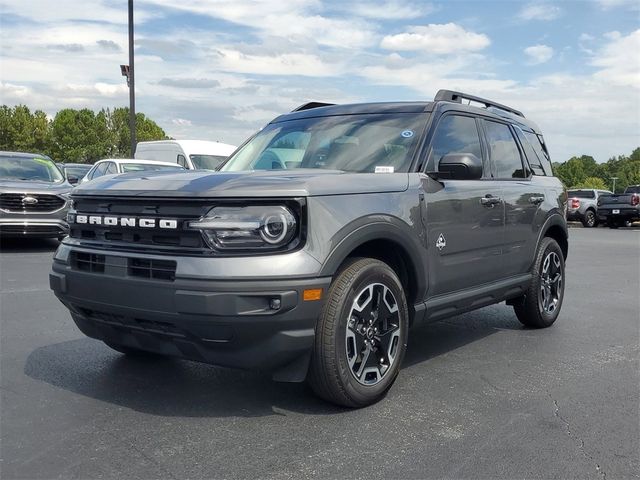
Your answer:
0,237 -> 60,252
24,306 -> 523,417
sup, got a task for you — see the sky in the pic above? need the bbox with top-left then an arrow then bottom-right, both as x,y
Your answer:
1,0 -> 639,163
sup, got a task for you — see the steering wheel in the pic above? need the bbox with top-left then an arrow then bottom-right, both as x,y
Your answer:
253,151 -> 285,170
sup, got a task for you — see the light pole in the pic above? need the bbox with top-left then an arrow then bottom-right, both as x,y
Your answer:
127,0 -> 136,157
611,177 -> 618,193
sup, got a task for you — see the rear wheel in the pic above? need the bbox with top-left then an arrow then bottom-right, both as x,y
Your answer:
308,258 -> 408,407
607,219 -> 621,229
582,210 -> 597,228
513,237 -> 565,328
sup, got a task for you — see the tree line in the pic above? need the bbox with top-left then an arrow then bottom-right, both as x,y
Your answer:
553,148 -> 640,193
0,105 -> 167,163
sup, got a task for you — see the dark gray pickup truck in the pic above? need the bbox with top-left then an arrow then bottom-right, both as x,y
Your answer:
597,185 -> 640,228
50,90 -> 568,407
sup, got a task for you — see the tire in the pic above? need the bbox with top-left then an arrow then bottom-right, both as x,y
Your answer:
607,219 -> 619,229
308,258 -> 409,408
582,210 -> 597,228
104,341 -> 159,357
513,237 -> 565,329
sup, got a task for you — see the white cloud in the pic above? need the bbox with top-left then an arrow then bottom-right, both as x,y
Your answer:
172,118 -> 192,126
518,3 -> 562,21
524,44 -> 554,64
591,29 -> 640,88
348,1 -> 436,20
380,23 -> 490,54
596,0 -> 640,10
214,49 -> 343,77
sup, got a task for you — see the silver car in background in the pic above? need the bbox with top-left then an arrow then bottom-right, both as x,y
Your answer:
0,151 -> 72,239
566,188 -> 612,228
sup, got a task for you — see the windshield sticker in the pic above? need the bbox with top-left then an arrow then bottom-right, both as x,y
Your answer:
401,130 -> 414,138
375,166 -> 394,174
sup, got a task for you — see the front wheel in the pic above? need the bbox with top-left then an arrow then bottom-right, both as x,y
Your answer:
308,258 -> 409,408
513,237 -> 565,328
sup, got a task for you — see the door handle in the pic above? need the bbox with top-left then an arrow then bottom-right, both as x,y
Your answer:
529,196 -> 545,205
480,194 -> 502,207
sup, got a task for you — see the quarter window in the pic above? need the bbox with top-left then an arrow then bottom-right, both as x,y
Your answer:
484,121 -> 526,179
105,162 -> 118,175
523,131 -> 553,176
177,154 -> 187,167
427,115 -> 482,172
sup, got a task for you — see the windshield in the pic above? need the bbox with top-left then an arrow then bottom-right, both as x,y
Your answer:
220,113 -> 427,173
121,163 -> 184,173
0,155 -> 64,183
190,154 -> 228,170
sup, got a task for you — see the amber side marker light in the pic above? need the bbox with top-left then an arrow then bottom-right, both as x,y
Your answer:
303,288 -> 323,301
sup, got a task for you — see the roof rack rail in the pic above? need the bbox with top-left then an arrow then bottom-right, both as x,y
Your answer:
292,102 -> 335,112
434,89 -> 524,118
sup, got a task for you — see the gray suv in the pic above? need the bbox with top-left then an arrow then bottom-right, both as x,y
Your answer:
50,90 -> 568,407
1,152 -> 72,238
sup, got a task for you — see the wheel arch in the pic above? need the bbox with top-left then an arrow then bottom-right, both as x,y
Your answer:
538,214 -> 568,260
319,221 -> 426,307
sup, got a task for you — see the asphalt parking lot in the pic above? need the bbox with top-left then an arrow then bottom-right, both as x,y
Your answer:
1,228 -> 638,480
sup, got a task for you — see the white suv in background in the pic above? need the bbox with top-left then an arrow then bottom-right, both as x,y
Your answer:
135,140 -> 237,170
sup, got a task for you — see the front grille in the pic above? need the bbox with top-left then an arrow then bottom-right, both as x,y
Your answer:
0,193 -> 65,212
72,252 -> 105,273
0,224 -> 65,236
69,197 -> 212,253
128,258 -> 176,281
70,252 -> 177,281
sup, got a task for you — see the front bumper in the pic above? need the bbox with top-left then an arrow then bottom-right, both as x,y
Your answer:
50,246 -> 331,382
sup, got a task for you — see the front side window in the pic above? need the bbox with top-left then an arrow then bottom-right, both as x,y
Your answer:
427,115 -> 483,172
90,162 -> 108,179
484,121 -> 526,179
105,162 -> 118,175
0,155 -> 64,183
220,113 -> 427,173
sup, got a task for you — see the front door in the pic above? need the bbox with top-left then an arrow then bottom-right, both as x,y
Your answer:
420,114 -> 505,297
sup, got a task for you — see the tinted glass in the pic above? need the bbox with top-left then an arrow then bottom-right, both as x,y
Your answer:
64,166 -> 91,178
484,121 -> 525,178
515,127 -> 544,176
190,154 -> 227,170
0,155 -> 64,183
221,114 -> 426,173
523,131 -> 553,176
625,185 -> 640,194
568,190 -> 596,199
427,115 -> 482,172
177,154 -> 187,168
105,162 -> 118,174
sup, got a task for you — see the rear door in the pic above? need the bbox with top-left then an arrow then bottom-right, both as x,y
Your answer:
482,120 -> 543,277
421,113 -> 505,296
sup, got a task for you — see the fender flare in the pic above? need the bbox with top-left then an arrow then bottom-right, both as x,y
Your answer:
535,212 -> 569,261
318,217 -> 427,300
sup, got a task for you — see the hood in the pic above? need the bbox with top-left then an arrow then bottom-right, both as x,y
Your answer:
0,179 -> 72,194
71,170 -> 409,198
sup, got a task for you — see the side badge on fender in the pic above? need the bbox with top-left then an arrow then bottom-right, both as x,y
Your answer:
436,233 -> 446,251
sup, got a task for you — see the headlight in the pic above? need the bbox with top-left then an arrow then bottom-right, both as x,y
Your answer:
189,205 -> 298,251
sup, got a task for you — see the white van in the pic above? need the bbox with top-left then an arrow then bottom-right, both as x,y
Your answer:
135,140 -> 237,170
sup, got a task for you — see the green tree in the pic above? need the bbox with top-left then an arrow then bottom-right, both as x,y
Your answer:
573,176 -> 608,190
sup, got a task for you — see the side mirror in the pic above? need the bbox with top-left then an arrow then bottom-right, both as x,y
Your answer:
438,153 -> 483,180
67,175 -> 79,185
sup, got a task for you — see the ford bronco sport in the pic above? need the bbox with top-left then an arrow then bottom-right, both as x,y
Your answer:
50,90 -> 568,407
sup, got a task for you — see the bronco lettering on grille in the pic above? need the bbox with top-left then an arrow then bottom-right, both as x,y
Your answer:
70,214 -> 178,229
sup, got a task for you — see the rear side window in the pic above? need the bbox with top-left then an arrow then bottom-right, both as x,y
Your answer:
105,162 -> 118,175
427,115 -> 483,172
483,120 -> 526,179
568,190 -> 595,199
523,131 -> 553,176
514,127 -> 544,176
